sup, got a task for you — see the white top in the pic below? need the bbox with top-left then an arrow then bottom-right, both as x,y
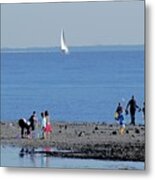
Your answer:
23,118 -> 27,123
41,117 -> 46,128
22,118 -> 30,126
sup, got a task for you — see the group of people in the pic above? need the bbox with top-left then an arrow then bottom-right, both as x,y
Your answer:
18,95 -> 144,138
115,95 -> 145,135
18,110 -> 52,139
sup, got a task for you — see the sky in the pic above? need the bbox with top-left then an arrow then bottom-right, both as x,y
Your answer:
1,1 -> 144,48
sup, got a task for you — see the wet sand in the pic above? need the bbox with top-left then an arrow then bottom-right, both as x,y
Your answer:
0,121 -> 145,161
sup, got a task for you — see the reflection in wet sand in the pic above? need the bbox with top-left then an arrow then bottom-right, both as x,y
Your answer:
19,147 -> 52,167
1,146 -> 144,169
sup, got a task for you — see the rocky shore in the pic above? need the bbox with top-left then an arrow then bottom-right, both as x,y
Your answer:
0,121 -> 145,161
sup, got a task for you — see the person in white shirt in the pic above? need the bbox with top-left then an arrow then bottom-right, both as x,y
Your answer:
41,112 -> 46,139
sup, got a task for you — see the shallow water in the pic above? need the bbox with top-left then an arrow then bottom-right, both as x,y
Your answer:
1,146 -> 144,170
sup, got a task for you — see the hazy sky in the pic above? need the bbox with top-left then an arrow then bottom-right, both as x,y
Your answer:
1,1 -> 144,48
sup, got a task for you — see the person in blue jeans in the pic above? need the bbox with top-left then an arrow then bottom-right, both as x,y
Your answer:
115,102 -> 125,135
118,113 -> 125,135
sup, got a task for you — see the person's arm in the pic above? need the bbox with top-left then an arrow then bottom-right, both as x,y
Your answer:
135,101 -> 141,111
125,101 -> 130,114
136,104 -> 139,108
136,104 -> 141,111
126,100 -> 130,110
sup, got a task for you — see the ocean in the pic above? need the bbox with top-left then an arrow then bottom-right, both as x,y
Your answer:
1,46 -> 144,124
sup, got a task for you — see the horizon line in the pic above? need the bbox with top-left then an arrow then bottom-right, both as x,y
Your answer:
1,44 -> 144,50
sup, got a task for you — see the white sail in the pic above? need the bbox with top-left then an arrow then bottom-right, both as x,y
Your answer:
60,29 -> 69,54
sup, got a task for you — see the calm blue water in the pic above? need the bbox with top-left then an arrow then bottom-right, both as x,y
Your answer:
1,47 -> 144,123
1,146 -> 144,169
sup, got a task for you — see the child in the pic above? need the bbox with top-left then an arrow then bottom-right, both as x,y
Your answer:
118,113 -> 126,135
45,118 -> 52,139
41,112 -> 46,139
45,110 -> 52,139
29,111 -> 38,139
115,102 -> 126,135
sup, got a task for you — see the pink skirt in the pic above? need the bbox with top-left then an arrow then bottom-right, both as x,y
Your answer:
45,124 -> 52,132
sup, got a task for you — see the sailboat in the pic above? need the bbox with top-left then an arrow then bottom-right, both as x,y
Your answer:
60,29 -> 69,54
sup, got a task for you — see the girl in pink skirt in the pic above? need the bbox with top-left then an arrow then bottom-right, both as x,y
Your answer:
45,110 -> 52,139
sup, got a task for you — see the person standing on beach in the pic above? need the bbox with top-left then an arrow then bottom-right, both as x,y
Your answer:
125,96 -> 141,125
41,112 -> 46,139
29,111 -> 38,138
45,110 -> 52,140
115,102 -> 125,135
115,102 -> 123,118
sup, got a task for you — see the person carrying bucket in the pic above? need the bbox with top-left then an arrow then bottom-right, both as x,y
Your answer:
115,102 -> 126,135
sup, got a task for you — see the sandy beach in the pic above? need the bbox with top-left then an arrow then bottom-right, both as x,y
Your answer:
0,121 -> 145,161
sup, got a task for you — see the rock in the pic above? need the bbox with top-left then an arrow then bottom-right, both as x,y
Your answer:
126,130 -> 129,134
132,134 -> 135,138
95,126 -> 99,130
112,131 -> 117,135
78,131 -> 85,137
9,123 -> 13,127
135,128 -> 140,134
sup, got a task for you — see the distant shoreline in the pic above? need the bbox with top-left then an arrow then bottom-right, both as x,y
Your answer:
0,121 -> 145,162
1,45 -> 144,53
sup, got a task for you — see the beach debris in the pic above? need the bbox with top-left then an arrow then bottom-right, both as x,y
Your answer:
59,125 -> 62,129
132,134 -> 135,138
135,128 -> 140,134
59,124 -> 67,130
94,126 -> 99,130
141,127 -> 144,130
126,130 -> 129,134
112,131 -> 117,135
78,131 -> 85,137
59,130 -> 62,133
9,123 -> 13,127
